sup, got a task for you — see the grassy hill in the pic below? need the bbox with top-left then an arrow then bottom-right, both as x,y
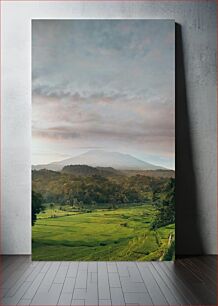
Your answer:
32,204 -> 175,261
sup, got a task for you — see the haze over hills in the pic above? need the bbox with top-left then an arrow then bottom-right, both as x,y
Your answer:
32,150 -> 166,171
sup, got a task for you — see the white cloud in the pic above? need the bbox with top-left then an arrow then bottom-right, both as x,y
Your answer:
32,20 -> 175,168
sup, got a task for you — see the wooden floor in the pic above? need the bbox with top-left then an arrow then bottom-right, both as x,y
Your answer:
0,256 -> 217,305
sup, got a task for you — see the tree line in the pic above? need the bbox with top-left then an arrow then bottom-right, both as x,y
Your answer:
32,169 -> 175,229
32,169 -> 167,206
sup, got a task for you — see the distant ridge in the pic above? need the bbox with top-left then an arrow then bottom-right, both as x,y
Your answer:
62,165 -> 122,177
32,150 -> 166,171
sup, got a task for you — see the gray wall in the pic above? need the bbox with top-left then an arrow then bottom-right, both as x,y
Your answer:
1,1 -> 217,255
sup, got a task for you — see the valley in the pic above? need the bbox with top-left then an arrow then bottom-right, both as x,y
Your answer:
32,162 -> 175,261
32,204 -> 175,261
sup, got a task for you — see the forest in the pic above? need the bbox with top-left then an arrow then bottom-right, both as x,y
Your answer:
32,167 -> 173,207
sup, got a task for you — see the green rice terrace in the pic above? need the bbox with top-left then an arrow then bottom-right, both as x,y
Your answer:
32,204 -> 174,261
32,167 -> 175,261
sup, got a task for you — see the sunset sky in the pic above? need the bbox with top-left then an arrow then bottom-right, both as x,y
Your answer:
32,20 -> 175,169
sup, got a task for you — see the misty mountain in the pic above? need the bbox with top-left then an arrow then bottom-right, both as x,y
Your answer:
32,150 -> 165,171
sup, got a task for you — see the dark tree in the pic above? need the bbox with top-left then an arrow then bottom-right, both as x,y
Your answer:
151,178 -> 175,229
32,191 -> 44,226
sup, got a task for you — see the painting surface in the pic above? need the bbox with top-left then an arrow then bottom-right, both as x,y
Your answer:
32,20 -> 175,261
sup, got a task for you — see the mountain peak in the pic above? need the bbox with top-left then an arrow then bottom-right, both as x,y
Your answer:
32,150 -> 165,171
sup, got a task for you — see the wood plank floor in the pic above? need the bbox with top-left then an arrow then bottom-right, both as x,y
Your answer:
0,256 -> 217,305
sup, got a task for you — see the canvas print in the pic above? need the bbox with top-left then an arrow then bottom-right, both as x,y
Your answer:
32,20 -> 175,261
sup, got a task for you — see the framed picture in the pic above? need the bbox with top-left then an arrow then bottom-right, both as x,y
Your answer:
32,19 -> 175,261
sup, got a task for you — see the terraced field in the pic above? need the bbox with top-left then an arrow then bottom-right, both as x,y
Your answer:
32,204 -> 175,261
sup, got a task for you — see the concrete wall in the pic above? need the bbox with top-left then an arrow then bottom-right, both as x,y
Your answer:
1,1 -> 217,255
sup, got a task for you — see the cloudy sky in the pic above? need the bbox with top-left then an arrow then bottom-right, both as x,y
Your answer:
32,20 -> 175,169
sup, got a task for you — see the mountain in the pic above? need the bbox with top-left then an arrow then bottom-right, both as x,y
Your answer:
32,150 -> 165,171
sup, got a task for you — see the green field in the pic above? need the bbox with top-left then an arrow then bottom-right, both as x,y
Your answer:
32,204 -> 175,261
